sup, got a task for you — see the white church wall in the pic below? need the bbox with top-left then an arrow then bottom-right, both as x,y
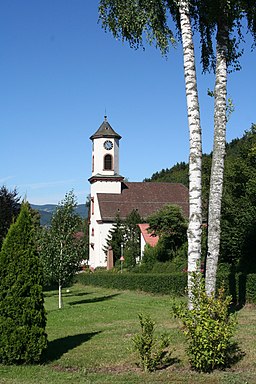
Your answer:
91,180 -> 121,195
92,137 -> 119,176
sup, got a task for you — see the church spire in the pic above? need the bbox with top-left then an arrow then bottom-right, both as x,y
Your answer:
90,116 -> 122,140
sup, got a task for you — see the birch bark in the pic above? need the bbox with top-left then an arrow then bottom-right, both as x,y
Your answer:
59,241 -> 63,309
179,0 -> 202,308
205,22 -> 228,296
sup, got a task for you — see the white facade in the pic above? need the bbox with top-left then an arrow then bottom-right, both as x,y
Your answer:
88,117 -> 123,268
92,137 -> 120,177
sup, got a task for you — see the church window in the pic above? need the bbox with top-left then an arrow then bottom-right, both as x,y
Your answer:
104,154 -> 113,170
92,155 -> 94,172
91,228 -> 94,236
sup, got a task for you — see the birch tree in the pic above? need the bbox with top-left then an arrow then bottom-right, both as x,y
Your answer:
192,0 -> 256,295
99,0 -> 202,307
39,191 -> 85,309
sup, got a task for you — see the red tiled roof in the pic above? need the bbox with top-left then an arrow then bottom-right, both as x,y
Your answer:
97,182 -> 189,221
138,223 -> 159,247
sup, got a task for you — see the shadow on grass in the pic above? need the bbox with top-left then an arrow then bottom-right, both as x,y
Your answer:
69,293 -> 120,306
44,331 -> 101,362
63,291 -> 93,297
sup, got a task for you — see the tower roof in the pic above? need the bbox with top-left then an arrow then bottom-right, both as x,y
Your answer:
90,116 -> 122,140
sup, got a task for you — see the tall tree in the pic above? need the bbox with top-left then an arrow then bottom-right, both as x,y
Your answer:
0,202 -> 47,364
191,0 -> 256,295
0,185 -> 21,249
99,0 -> 203,307
39,191 -> 84,309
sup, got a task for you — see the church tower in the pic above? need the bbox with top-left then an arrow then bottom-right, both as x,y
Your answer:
88,116 -> 123,268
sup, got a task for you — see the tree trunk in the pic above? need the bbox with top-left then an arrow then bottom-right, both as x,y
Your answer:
179,0 -> 202,308
205,22 -> 228,296
59,241 -> 63,309
58,282 -> 62,309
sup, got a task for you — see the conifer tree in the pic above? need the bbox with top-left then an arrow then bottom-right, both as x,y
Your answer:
124,209 -> 142,267
0,185 -> 21,249
0,202 -> 47,364
103,213 -> 125,263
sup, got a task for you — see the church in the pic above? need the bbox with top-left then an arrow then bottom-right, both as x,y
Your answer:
88,117 -> 189,268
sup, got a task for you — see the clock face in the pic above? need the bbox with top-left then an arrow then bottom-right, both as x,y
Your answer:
104,140 -> 113,150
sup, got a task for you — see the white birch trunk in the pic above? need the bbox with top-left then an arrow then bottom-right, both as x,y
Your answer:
59,241 -> 63,309
205,23 -> 228,296
179,0 -> 202,308
58,282 -> 62,309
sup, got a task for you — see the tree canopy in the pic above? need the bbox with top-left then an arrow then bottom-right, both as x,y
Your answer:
0,202 -> 47,364
0,185 -> 21,250
38,191 -> 86,308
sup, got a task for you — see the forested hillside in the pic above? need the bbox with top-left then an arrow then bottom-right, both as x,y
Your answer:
144,124 -> 256,272
31,204 -> 88,226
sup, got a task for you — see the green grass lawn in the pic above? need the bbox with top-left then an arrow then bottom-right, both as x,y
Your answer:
0,284 -> 256,384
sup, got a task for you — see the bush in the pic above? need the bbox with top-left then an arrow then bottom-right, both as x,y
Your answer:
173,274 -> 240,373
132,313 -> 172,372
246,274 -> 256,303
0,203 -> 47,364
77,272 -> 187,296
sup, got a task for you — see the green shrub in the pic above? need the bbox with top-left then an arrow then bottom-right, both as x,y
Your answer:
173,273 -> 239,373
77,272 -> 187,296
246,274 -> 256,303
0,203 -> 47,364
132,313 -> 172,372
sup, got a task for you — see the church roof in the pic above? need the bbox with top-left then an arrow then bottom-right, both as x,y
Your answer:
90,116 -> 122,140
97,182 -> 189,221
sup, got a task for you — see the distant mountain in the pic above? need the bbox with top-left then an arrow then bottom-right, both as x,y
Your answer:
30,204 -> 88,226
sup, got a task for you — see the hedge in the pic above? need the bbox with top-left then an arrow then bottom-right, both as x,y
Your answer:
76,272 -> 187,296
76,271 -> 256,304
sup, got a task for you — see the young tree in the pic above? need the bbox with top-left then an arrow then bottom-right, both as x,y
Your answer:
39,191 -> 84,309
0,202 -> 47,364
0,185 -> 21,249
99,0 -> 203,307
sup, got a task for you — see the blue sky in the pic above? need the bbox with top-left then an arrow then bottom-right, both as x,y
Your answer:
0,1 -> 255,205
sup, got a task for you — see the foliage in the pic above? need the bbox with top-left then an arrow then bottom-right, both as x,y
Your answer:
103,213 -> 125,263
147,204 -> 187,242
0,185 -> 21,250
0,202 -> 47,364
132,313 -> 172,372
144,162 -> 189,186
139,244 -> 159,270
77,272 -> 187,296
220,125 -> 256,271
99,0 -> 175,55
38,191 -> 85,307
173,274 -> 239,373
245,274 -> 256,304
146,204 -> 188,263
104,210 -> 142,268
123,209 -> 142,267
145,126 -> 256,273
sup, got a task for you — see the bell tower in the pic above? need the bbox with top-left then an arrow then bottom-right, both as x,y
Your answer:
88,116 -> 124,268
89,116 -> 123,186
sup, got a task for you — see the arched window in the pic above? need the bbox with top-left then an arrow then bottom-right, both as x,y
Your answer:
104,154 -> 113,170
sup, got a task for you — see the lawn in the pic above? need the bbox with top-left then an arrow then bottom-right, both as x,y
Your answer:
0,284 -> 256,384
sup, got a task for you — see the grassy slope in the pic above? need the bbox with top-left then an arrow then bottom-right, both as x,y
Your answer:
0,284 -> 255,384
